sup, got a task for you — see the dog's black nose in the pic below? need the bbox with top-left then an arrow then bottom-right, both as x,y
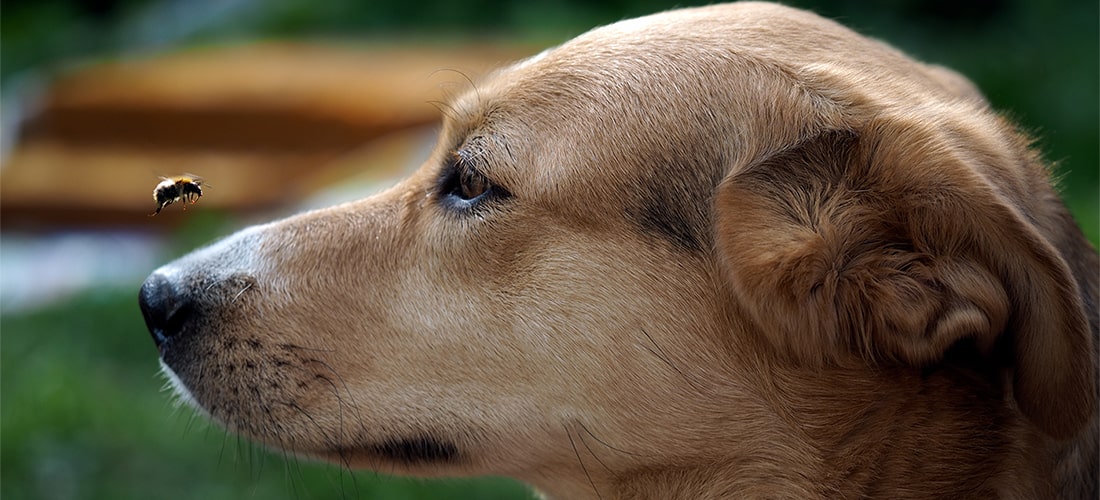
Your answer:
138,272 -> 191,351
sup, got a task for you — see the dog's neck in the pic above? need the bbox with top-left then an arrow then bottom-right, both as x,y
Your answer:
760,362 -> 1048,498
527,359 -> 1051,499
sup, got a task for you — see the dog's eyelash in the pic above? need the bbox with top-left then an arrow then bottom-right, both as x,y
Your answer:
438,152 -> 510,211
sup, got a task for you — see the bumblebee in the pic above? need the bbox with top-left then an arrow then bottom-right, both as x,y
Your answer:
151,176 -> 204,215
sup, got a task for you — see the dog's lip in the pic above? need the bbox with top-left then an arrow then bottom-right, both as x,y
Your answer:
159,359 -> 205,411
319,435 -> 462,467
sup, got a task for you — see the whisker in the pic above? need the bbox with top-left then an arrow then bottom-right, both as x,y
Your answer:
313,373 -> 365,500
262,402 -> 323,500
286,461 -> 310,500
577,426 -> 613,474
430,67 -> 481,106
249,386 -> 280,483
285,399 -> 363,497
287,401 -> 359,473
234,425 -> 245,473
299,357 -> 369,438
460,70 -> 482,106
427,100 -> 459,120
269,423 -> 302,500
578,421 -> 656,459
249,436 -> 260,482
278,348 -> 368,497
639,328 -> 706,392
182,409 -> 201,437
232,282 -> 254,303
338,453 -> 362,500
565,422 -> 604,500
217,425 -> 230,467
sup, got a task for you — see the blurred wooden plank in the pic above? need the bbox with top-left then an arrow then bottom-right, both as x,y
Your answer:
1,41 -> 534,230
21,42 -> 529,150
3,140 -> 318,210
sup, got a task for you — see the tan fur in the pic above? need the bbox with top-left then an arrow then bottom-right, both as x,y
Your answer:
140,3 -> 1098,498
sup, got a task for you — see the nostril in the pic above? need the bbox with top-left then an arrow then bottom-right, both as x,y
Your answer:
138,272 -> 191,350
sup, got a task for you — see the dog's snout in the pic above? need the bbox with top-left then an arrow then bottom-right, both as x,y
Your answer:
139,272 -> 192,351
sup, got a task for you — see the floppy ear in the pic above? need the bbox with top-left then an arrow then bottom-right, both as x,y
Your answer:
715,119 -> 1096,438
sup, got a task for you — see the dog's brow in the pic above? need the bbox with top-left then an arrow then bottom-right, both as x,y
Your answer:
446,91 -> 494,131
456,132 -> 520,182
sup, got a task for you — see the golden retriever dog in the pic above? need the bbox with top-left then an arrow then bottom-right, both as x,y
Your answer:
138,2 -> 1098,498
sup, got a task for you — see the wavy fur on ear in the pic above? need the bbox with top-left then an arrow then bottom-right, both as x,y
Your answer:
715,116 -> 1096,439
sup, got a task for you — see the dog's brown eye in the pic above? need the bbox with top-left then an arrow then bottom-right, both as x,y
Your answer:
458,166 -> 491,201
438,153 -> 509,210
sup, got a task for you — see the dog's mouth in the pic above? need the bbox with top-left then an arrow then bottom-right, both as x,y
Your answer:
157,337 -> 470,470
161,382 -> 466,471
325,435 -> 463,468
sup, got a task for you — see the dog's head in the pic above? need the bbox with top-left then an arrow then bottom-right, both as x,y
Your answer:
139,2 -> 1096,496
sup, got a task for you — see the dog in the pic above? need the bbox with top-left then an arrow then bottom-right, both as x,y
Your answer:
138,2 -> 1098,498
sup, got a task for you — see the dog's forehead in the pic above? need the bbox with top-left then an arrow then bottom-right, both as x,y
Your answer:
447,3 -> 837,158
437,0 -> 948,240
434,6 -> 814,236
449,34 -> 736,182
441,42 -> 741,251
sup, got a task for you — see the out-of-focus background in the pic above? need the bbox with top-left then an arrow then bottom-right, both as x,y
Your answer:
2,0 -> 1097,499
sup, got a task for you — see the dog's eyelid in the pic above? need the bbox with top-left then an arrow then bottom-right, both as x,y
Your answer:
437,149 -> 511,211
450,150 -> 487,184
456,145 -> 512,190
